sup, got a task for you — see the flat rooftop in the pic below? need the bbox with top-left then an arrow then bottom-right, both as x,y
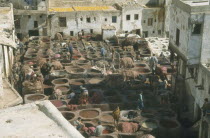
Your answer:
0,101 -> 83,138
49,6 -> 117,12
181,0 -> 209,6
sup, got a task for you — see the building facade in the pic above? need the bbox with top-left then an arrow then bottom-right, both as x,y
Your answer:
9,0 -> 167,39
169,0 -> 210,137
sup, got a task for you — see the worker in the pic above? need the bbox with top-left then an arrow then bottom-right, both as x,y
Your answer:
94,121 -> 104,136
67,41 -> 74,62
73,117 -> 84,130
112,106 -> 120,130
100,47 -> 106,60
149,54 -> 158,75
138,92 -> 144,110
202,98 -> 210,116
67,91 -> 75,99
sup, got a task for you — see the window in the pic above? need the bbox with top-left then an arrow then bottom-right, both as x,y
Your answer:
59,17 -> 67,27
153,31 -> 155,34
143,20 -> 146,23
28,15 -> 31,18
158,30 -> 161,35
90,29 -> 93,34
148,18 -> 153,26
192,24 -> 202,34
80,17 -> 83,21
94,17 -> 96,21
126,15 -> 130,20
15,19 -> 21,29
105,18 -> 107,21
40,15 -> 42,18
125,31 -> 128,33
134,14 -> 139,20
154,19 -> 156,22
176,28 -> 180,46
34,21 -> 38,28
86,17 -> 91,23
70,31 -> 74,36
112,16 -> 117,23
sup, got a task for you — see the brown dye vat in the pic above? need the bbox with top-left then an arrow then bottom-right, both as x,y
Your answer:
70,68 -> 85,73
157,109 -> 175,118
56,86 -> 69,91
50,100 -> 64,107
88,78 -> 103,84
70,79 -> 85,85
90,69 -> 101,73
127,95 -> 139,101
99,135 -> 114,138
61,112 -> 75,120
160,119 -> 178,128
103,91 -> 117,97
58,107 -> 71,111
27,95 -> 45,101
84,123 -> 94,127
52,79 -> 68,85
102,125 -> 114,134
79,110 -> 99,119
134,68 -> 150,74
107,96 -> 122,103
101,113 -> 113,122
77,60 -> 89,64
135,64 -> 146,68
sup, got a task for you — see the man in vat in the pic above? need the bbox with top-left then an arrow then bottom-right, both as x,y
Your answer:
138,92 -> 144,110
67,41 -> 74,62
100,47 -> 106,60
94,121 -> 104,136
73,117 -> 84,130
149,54 -> 158,75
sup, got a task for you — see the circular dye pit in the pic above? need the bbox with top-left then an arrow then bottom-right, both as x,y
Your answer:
84,123 -> 94,127
88,78 -> 104,84
142,119 -> 158,129
101,113 -> 114,123
90,69 -> 101,74
99,135 -> 114,138
103,91 -> 117,97
157,109 -> 176,118
107,96 -> 122,103
141,113 -> 155,119
79,110 -> 99,119
54,85 -> 70,94
103,125 -> 114,134
27,94 -> 45,101
70,68 -> 85,74
58,107 -> 71,112
61,112 -> 75,121
70,79 -> 85,86
52,78 -> 69,85
77,60 -> 89,65
160,119 -> 179,128
127,95 -> 139,101
135,64 -> 146,68
133,68 -> 150,74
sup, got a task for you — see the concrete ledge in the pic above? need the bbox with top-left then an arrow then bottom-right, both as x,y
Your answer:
0,100 -> 84,138
0,79 -> 23,109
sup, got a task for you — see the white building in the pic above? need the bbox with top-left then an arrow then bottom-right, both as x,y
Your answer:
9,0 -> 168,39
169,0 -> 210,137
0,3 -> 23,108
